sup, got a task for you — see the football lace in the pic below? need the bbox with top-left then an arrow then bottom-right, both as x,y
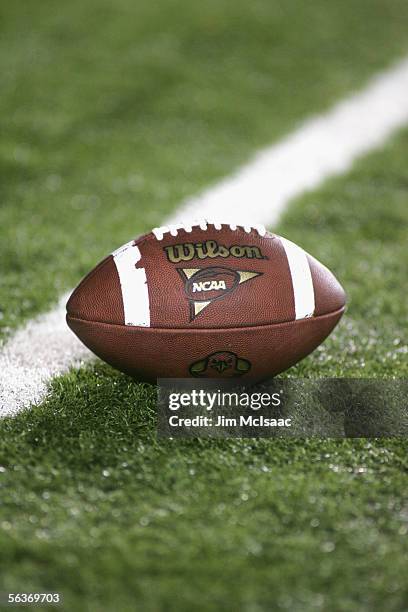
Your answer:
152,220 -> 266,240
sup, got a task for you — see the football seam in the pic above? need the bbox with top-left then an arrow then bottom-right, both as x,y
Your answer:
135,227 -> 279,249
66,305 -> 345,332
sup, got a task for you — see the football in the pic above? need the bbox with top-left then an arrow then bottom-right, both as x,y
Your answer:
66,221 -> 346,381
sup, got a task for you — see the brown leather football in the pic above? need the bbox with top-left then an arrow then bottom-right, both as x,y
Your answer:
66,221 -> 346,381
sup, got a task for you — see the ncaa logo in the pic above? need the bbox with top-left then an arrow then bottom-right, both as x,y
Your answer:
178,266 -> 262,320
193,279 -> 226,293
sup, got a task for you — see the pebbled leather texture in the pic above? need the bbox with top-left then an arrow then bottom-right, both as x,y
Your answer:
66,255 -> 124,325
67,308 -> 345,381
66,224 -> 346,380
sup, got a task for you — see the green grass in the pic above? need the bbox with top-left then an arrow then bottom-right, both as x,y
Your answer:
1,123 -> 408,610
2,0 -> 408,337
1,368 -> 408,611
278,129 -> 408,378
1,0 -> 408,609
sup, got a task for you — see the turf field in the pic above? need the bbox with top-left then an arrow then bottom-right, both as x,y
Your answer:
1,1 -> 408,610
2,0 -> 408,337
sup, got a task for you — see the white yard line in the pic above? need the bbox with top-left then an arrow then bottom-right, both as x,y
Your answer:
2,57 -> 408,417
170,57 -> 408,226
0,294 -> 90,416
